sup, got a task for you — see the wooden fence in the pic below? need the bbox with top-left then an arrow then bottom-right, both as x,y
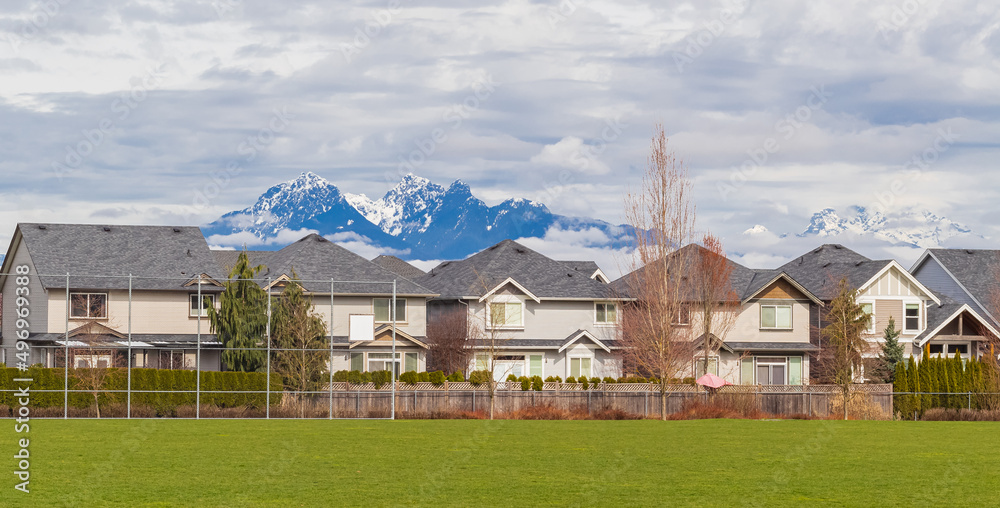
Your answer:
301,383 -> 894,419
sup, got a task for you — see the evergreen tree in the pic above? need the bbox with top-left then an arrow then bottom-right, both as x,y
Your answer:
880,317 -> 904,382
893,361 -> 909,416
209,250 -> 269,372
907,356 -> 921,416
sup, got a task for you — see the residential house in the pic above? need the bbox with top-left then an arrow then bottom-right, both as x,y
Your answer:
416,239 -> 622,381
613,244 -> 823,386
909,249 -> 1000,359
0,223 -> 227,370
213,234 -> 438,375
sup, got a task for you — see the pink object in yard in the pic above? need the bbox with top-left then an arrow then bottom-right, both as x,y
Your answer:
695,373 -> 732,389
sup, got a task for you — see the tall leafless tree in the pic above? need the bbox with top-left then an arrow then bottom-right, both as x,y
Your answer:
692,234 -> 740,382
426,306 -> 471,375
618,124 -> 698,420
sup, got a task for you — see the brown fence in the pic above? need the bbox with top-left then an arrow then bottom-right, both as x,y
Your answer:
307,383 -> 894,419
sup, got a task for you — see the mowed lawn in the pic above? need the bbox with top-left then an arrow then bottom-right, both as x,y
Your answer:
5,419 -> 999,507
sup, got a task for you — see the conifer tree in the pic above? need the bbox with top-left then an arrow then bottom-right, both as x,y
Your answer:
880,317 -> 904,382
209,250 -> 269,372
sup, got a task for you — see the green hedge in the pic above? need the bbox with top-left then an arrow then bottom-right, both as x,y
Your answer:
0,367 -> 281,410
893,351 -> 996,416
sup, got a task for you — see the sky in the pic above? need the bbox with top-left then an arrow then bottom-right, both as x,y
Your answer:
1,0 -> 998,273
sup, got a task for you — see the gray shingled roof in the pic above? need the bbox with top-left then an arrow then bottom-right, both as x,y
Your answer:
371,255 -> 426,280
561,261 -> 605,279
776,244 -> 889,301
611,244 -> 757,301
923,249 -> 1000,312
213,250 -> 273,275
416,239 -> 616,300
245,234 -> 435,296
725,342 -> 819,351
14,223 -> 224,291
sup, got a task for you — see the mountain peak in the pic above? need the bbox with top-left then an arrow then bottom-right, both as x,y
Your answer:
788,206 -> 984,249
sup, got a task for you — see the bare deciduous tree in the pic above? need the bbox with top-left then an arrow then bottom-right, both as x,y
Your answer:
426,306 -> 471,375
67,296 -> 123,418
618,124 -> 698,420
467,270 -> 517,420
270,274 -> 329,418
692,234 -> 740,382
819,277 -> 873,420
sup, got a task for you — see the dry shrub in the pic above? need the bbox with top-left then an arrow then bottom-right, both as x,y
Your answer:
509,403 -> 572,420
396,409 -> 485,420
667,396 -> 768,420
590,405 -> 643,420
921,408 -> 1000,421
828,392 -> 890,421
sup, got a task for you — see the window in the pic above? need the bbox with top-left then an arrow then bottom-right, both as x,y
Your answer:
489,302 -> 523,328
157,350 -> 193,370
373,298 -> 406,323
368,352 -> 401,374
404,352 -> 418,372
494,355 -> 525,381
755,357 -> 787,385
948,344 -> 968,355
189,294 -> 216,317
760,304 -> 792,330
70,293 -> 107,319
928,344 -> 944,355
905,304 -> 920,332
74,354 -> 112,369
695,357 -> 719,377
569,357 -> 592,378
350,353 -> 363,371
529,355 -> 543,377
672,305 -> 690,325
860,302 -> 874,334
595,303 -> 617,324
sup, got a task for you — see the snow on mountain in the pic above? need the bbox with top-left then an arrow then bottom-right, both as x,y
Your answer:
743,224 -> 768,235
204,172 -> 633,260
794,206 -> 981,249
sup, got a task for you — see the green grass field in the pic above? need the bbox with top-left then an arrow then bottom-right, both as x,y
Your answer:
4,419 -> 999,507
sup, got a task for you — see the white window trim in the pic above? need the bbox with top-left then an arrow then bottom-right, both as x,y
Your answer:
858,300 -> 876,335
567,354 -> 595,379
903,302 -> 921,334
189,294 -> 217,317
594,302 -> 618,326
373,297 -> 407,324
755,356 -> 789,385
486,296 -> 525,329
694,355 -> 720,377
671,304 -> 691,326
759,303 -> 793,330
70,292 -> 109,320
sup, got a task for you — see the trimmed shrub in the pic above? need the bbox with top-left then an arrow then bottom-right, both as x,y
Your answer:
429,371 -> 446,386
506,374 -> 518,382
565,376 -> 577,384
682,377 -> 695,385
446,371 -> 465,382
603,377 -> 616,384
417,372 -> 431,383
399,371 -> 419,385
579,377 -> 589,390
531,376 -> 544,391
371,370 -> 392,389
468,370 -> 490,386
332,370 -> 350,382
519,376 -> 531,391
545,376 -> 562,383
590,377 -> 601,386
347,370 -> 364,385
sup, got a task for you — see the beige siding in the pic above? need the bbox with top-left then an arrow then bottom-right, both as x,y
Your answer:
873,300 -> 903,337
467,299 -> 616,343
862,266 -> 930,299
314,295 -> 427,338
727,300 -> 812,343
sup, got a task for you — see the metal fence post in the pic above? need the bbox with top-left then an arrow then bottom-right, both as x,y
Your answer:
391,279 -> 397,420
64,273 -> 69,419
196,276 -> 201,420
128,274 -> 133,419
266,276 -> 271,419
328,279 -> 333,420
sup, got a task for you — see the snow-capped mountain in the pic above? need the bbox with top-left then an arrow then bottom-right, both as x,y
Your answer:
795,206 -> 981,249
203,172 -> 632,260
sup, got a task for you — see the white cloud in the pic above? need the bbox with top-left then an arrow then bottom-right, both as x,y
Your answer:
529,137 -> 611,175
324,232 -> 410,259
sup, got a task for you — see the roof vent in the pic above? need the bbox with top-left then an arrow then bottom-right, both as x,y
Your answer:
833,245 -> 842,250
855,261 -> 863,267
172,227 -> 181,233
186,249 -> 192,257
37,225 -> 47,230
822,262 -> 831,268
966,249 -> 975,255
103,226 -> 111,232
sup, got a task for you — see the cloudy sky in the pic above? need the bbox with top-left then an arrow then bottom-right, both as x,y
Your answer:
1,0 -> 998,272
